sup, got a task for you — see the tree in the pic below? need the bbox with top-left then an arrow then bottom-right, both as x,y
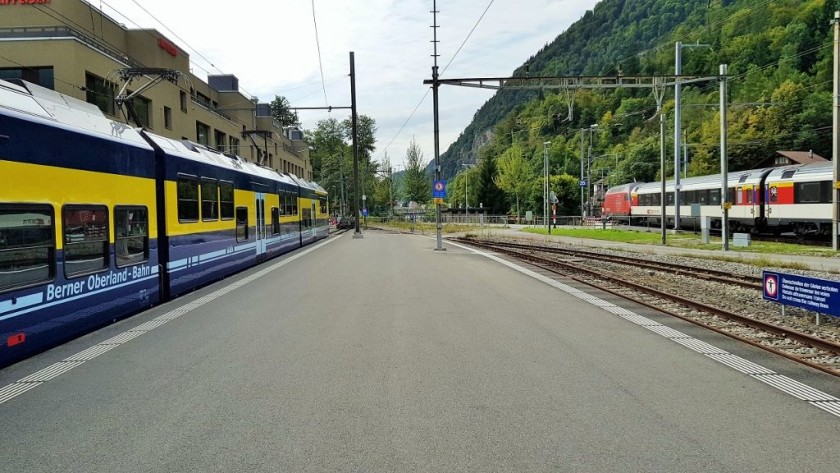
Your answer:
269,95 -> 298,127
493,145 -> 532,222
403,138 -> 431,205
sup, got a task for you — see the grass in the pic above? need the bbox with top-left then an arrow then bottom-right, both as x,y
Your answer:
520,226 -> 840,261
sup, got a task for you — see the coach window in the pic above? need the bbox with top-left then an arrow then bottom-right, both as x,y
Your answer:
236,207 -> 249,242
220,181 -> 234,220
114,206 -> 148,267
795,182 -> 821,204
271,207 -> 281,235
201,179 -> 219,221
177,176 -> 200,222
746,188 -> 754,204
63,206 -> 108,278
0,204 -> 54,292
709,189 -> 720,206
735,187 -> 743,205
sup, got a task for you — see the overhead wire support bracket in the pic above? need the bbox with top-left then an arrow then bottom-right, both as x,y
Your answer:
115,68 -> 181,127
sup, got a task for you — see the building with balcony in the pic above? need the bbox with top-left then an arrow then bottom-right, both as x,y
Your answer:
0,0 -> 312,179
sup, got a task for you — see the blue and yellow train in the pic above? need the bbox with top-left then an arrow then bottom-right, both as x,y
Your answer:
0,79 -> 329,367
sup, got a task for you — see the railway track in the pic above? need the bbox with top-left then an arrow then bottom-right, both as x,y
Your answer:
453,237 -> 840,378
453,238 -> 762,289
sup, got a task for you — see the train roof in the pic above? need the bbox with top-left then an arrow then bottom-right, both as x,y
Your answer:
604,182 -> 640,194
0,79 -> 151,150
141,132 -> 299,187
634,167 -> 774,193
765,162 -> 833,182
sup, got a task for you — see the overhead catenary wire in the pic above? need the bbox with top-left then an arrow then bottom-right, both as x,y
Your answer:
310,0 -> 329,108
374,0 -> 495,162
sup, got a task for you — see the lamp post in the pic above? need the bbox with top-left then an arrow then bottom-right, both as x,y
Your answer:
543,141 -> 551,232
588,124 -> 598,216
580,123 -> 598,218
461,163 -> 474,219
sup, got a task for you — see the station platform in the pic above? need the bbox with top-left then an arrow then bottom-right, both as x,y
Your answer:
1,230 -> 840,471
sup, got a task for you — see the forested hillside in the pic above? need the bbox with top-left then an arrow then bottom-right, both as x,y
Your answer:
440,0 -> 839,216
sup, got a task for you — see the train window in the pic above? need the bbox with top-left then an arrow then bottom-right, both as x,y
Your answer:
320,198 -> 328,214
114,206 -> 148,268
768,185 -> 778,203
710,189 -> 721,205
738,174 -> 748,183
0,204 -> 54,292
746,188 -> 754,204
63,206 -> 108,278
735,187 -> 743,204
279,192 -> 287,216
795,182 -> 821,204
220,181 -> 234,220
201,179 -> 219,221
271,207 -> 280,235
177,176 -> 199,222
666,192 -> 674,206
781,170 -> 797,179
235,206 -> 249,242
821,181 -> 833,203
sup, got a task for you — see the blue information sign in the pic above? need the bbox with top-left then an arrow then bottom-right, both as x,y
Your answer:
362,207 -> 368,217
579,179 -> 587,188
763,271 -> 840,318
433,180 -> 447,199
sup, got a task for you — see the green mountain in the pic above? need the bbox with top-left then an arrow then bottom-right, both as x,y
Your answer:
437,0 -> 838,215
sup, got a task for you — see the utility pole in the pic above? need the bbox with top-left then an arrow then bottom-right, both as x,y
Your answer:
350,51 -> 362,238
580,128 -> 586,220
431,0 -> 444,251
674,41 -> 711,230
721,64 -> 730,251
544,141 -> 551,233
833,11 -> 840,251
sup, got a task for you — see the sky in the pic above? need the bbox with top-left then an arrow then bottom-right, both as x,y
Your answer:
99,0 -> 601,169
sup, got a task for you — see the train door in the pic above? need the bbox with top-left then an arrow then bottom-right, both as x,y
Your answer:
255,193 -> 267,257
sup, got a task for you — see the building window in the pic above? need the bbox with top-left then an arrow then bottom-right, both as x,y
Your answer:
214,130 -> 227,152
63,206 -> 109,278
0,66 -> 54,89
114,206 -> 148,268
195,91 -> 212,108
180,91 -> 187,112
85,73 -> 115,115
0,204 -> 54,292
196,122 -> 210,146
229,137 -> 240,156
129,95 -> 152,128
177,175 -> 199,222
164,106 -> 172,129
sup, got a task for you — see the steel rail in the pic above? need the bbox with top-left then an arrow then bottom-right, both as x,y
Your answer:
454,238 -> 762,289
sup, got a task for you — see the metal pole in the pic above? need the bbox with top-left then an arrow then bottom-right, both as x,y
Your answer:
721,64 -> 729,251
588,129 -> 593,216
544,141 -> 550,233
431,0 -> 444,250
580,128 -> 585,220
660,112 -> 667,245
833,11 -> 839,251
674,42 -> 682,230
350,52 -> 362,237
